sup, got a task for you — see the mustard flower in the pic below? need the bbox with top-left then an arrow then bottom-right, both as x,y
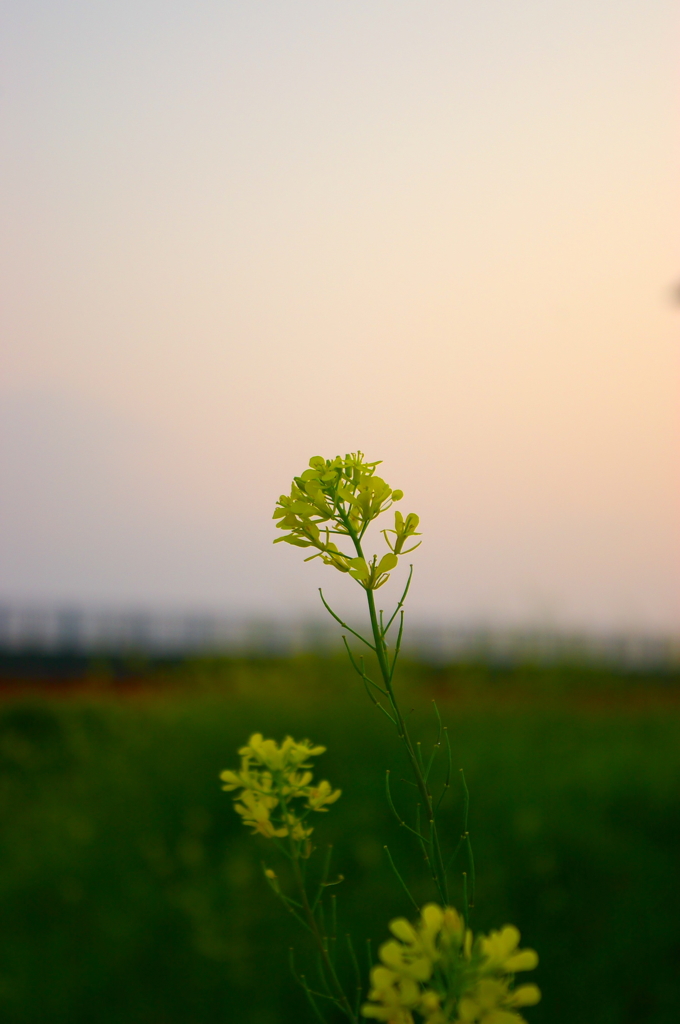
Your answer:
233,789 -> 287,839
305,779 -> 343,811
221,734 -> 340,851
362,966 -> 420,1024
478,928 -> 539,975
383,511 -> 422,556
362,904 -> 539,1024
457,978 -> 540,1024
273,453 -> 417,590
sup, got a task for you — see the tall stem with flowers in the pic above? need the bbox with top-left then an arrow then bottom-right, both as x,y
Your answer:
221,453 -> 540,1024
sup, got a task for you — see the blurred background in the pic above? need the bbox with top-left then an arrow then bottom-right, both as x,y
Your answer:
0,2 -> 678,1022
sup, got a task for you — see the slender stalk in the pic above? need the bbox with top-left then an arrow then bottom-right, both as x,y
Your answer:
466,835 -> 476,908
289,844 -> 358,1023
311,845 -> 334,912
365,937 -> 373,981
385,770 -> 429,842
462,872 -> 470,930
383,845 -> 420,912
274,774 -> 357,1024
382,564 -> 414,636
318,590 -> 375,652
338,511 -> 450,905
345,933 -> 363,1016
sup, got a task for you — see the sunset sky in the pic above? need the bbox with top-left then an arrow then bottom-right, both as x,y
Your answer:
1,0 -> 678,630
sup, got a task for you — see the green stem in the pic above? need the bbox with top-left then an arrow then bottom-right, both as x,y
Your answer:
289,843 -> 357,1023
383,845 -> 420,912
340,514 -> 449,905
274,778 -> 357,1024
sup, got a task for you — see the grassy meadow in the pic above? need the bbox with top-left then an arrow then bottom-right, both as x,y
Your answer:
0,655 -> 679,1023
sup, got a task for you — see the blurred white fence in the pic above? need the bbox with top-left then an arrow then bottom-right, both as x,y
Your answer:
0,603 -> 678,667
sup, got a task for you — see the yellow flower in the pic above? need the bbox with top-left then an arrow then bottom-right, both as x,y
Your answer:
221,733 -> 340,846
506,986 -> 541,1009
419,988 -> 446,1022
347,553 -> 399,591
458,979 -> 513,1023
273,453 -> 415,589
362,966 -> 419,1023
238,734 -> 325,772
305,779 -> 342,811
479,927 -> 538,974
364,905 -> 540,1024
233,790 -> 287,838
287,819 -> 313,842
456,976 -> 539,1024
379,938 -> 432,982
364,905 -> 467,1022
219,768 -> 246,791
383,511 -> 422,556
376,909 -> 466,978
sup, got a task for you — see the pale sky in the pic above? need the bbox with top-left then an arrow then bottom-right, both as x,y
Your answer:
1,0 -> 678,630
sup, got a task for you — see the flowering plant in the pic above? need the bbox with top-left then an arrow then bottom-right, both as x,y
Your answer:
221,734 -> 340,846
221,454 -> 540,1023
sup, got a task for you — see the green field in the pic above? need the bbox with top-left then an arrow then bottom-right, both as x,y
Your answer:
1,656 -> 679,1023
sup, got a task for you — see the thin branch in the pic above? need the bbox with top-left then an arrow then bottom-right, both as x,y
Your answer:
346,933 -> 363,1017
318,589 -> 375,651
385,770 -> 429,842
383,845 -> 420,913
428,817 -> 449,906
382,564 -> 414,635
311,845 -> 333,912
289,951 -> 336,1003
466,835 -> 476,909
423,742 -> 440,783
286,794 -> 359,1023
432,700 -> 443,747
435,727 -> 453,812
311,962 -> 337,1019
414,803 -> 430,864
444,835 -> 466,874
388,610 -> 406,681
416,741 -> 425,774
462,872 -> 470,931
360,671 -> 397,725
288,951 -> 331,1024
264,869 -> 313,933
460,769 -> 470,834
341,637 -> 388,695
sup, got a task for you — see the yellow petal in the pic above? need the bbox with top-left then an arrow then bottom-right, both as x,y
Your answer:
505,950 -> 538,972
389,918 -> 418,943
508,984 -> 541,1007
420,904 -> 444,933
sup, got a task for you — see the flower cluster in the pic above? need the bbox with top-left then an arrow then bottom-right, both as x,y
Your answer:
220,734 -> 341,851
363,904 -> 540,1024
273,453 -> 420,590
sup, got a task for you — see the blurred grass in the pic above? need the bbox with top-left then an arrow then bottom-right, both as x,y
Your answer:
0,655 -> 679,1023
